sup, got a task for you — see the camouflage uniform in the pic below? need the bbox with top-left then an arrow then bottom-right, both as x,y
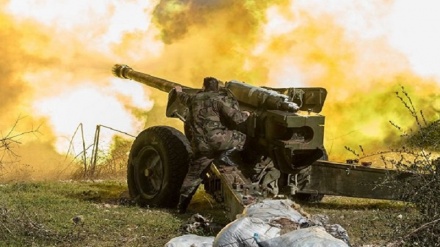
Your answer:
176,87 -> 248,210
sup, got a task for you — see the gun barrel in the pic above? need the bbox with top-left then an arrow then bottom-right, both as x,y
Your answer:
112,64 -> 187,93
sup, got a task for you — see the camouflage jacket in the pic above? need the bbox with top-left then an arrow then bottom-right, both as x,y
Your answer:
176,88 -> 248,153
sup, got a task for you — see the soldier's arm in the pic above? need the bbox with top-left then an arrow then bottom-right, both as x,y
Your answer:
174,86 -> 192,106
218,88 -> 241,110
218,99 -> 249,125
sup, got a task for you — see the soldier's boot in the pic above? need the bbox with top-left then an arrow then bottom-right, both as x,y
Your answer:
218,148 -> 241,166
177,181 -> 201,214
177,194 -> 191,214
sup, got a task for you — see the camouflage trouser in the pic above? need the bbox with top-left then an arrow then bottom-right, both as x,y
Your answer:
180,130 -> 246,197
195,129 -> 246,154
179,155 -> 214,197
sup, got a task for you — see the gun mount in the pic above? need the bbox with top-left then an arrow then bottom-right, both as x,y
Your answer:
113,64 -> 409,218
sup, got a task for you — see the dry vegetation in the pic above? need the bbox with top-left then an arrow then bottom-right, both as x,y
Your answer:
381,87 -> 440,246
345,86 -> 440,246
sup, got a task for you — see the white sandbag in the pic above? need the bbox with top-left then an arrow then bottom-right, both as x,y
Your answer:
258,226 -> 349,247
213,217 -> 281,247
164,234 -> 214,247
241,199 -> 307,225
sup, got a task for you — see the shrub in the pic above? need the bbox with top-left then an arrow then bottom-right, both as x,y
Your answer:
372,86 -> 439,246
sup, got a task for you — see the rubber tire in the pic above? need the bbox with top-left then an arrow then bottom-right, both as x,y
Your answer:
127,126 -> 191,208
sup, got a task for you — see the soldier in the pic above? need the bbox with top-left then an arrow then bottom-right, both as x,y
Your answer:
174,77 -> 250,213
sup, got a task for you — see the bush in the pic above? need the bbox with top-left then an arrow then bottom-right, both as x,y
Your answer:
373,86 -> 439,246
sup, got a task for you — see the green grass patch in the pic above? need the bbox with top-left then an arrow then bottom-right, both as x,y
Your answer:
0,180 -> 185,246
0,180 -> 419,246
302,196 -> 420,246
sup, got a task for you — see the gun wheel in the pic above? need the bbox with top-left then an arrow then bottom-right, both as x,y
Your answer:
127,126 -> 191,208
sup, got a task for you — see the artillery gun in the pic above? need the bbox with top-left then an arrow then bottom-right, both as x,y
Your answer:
113,64 -> 404,218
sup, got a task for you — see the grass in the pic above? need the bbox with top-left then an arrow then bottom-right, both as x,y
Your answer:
302,196 -> 419,246
0,180 -> 185,247
0,179 -> 419,247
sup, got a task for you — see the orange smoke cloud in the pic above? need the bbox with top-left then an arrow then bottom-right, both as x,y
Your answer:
0,0 -> 156,180
148,0 -> 440,161
1,0 -> 439,180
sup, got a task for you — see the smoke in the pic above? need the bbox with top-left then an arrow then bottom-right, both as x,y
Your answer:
0,0 -> 156,180
0,10 -> 33,125
1,0 -> 439,180
149,0 -> 440,161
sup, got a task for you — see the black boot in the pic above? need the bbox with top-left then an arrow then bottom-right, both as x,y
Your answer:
177,195 -> 191,214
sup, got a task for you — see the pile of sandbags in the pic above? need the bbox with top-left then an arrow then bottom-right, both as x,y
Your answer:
165,199 -> 351,247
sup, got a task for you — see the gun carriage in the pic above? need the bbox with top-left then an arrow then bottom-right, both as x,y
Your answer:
113,64 -> 403,218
